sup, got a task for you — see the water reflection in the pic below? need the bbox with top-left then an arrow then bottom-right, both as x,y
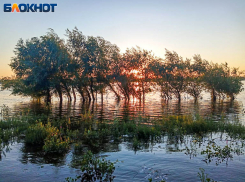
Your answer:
2,91 -> 244,125
1,83 -> 245,182
19,143 -> 67,166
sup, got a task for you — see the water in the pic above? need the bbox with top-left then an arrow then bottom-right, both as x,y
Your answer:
1,135 -> 245,182
0,82 -> 245,182
1,82 -> 245,124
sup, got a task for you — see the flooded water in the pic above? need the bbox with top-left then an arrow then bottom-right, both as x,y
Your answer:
1,82 -> 245,124
0,81 -> 245,182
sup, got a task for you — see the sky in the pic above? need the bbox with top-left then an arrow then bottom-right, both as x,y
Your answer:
0,0 -> 244,77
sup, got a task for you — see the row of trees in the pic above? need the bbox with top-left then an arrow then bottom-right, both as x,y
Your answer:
1,28 -> 244,103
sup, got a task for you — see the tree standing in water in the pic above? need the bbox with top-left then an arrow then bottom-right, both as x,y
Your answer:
2,30 -> 71,104
1,28 -> 243,104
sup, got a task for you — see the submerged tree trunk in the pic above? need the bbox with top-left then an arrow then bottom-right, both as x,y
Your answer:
229,93 -> 235,101
176,91 -> 181,102
117,83 -> 128,101
108,83 -> 120,100
85,87 -> 91,102
211,88 -> 216,102
194,96 -> 198,103
72,86 -> 76,102
56,85 -> 63,104
67,90 -> 72,102
62,82 -> 72,102
142,82 -> 145,103
46,88 -> 51,104
101,91 -> 103,104
58,90 -> 63,104
90,79 -> 95,101
77,86 -> 85,102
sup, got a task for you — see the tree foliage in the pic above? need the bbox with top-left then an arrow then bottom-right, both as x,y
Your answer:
1,28 -> 243,103
2,30 -> 71,103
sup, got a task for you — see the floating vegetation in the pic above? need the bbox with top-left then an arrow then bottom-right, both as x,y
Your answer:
1,109 -> 245,181
66,151 -> 118,182
201,139 -> 244,165
140,165 -> 167,182
198,168 -> 217,182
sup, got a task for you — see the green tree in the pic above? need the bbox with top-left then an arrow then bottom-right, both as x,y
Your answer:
186,55 -> 208,101
163,50 -> 188,101
118,47 -> 155,101
203,62 -> 243,101
2,30 -> 71,103
66,27 -> 121,102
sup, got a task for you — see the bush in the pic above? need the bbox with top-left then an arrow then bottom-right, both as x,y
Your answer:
43,135 -> 70,154
25,122 -> 47,145
25,122 -> 70,154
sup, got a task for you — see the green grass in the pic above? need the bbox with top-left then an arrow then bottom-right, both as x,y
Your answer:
1,112 -> 245,181
1,112 -> 245,158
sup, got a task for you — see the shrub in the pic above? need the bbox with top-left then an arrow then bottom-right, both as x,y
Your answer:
25,122 -> 70,154
25,122 -> 47,145
133,137 -> 140,150
43,135 -> 70,154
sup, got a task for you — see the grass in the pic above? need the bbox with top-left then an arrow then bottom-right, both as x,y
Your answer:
198,168 -> 217,182
1,112 -> 245,155
1,111 -> 245,181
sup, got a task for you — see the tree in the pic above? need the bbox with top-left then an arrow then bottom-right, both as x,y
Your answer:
2,30 -> 71,103
163,50 -> 188,101
66,27 -> 121,102
118,47 -> 155,101
203,62 -> 243,101
186,55 -> 208,101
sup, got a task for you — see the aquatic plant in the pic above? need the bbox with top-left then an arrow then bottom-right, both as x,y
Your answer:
198,168 -> 216,182
0,137 -> 2,158
148,178 -> 166,182
25,122 -> 47,145
133,137 -> 141,150
0,104 -> 10,118
73,142 -> 84,154
25,121 -> 70,154
43,135 -> 70,154
66,151 -> 117,182
200,139 -> 242,165
81,111 -> 94,123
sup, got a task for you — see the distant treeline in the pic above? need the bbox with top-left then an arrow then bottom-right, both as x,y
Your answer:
1,28 -> 244,103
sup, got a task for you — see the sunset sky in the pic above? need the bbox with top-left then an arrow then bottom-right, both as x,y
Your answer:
0,0 -> 244,77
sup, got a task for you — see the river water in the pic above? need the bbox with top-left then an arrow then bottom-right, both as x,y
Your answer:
0,82 -> 245,182
1,82 -> 245,124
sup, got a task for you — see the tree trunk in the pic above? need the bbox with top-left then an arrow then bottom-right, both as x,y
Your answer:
211,88 -> 216,102
77,86 -> 85,101
230,94 -> 235,100
90,79 -> 95,101
58,91 -> 63,104
46,88 -> 51,104
117,83 -> 127,100
72,86 -> 76,102
85,87 -> 91,102
108,83 -> 120,100
62,83 -> 72,102
142,82 -> 145,103
176,91 -> 181,102
101,91 -> 103,104
56,85 -> 63,104
67,90 -> 72,102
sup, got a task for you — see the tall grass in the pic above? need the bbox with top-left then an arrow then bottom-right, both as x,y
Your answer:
1,111 -> 245,157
